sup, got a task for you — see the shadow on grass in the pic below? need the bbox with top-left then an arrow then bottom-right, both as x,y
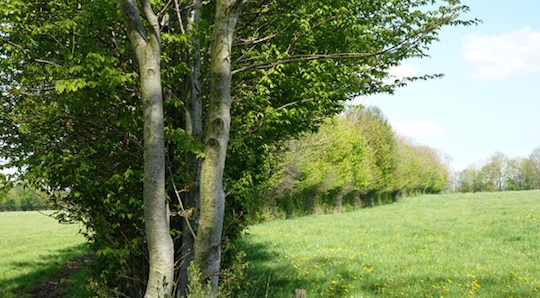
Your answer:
0,243 -> 88,298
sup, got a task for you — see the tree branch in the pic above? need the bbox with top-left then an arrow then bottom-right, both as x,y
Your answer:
119,0 -> 148,48
168,167 -> 197,239
232,50 -> 387,74
233,32 -> 277,46
34,59 -> 63,68
139,0 -> 161,43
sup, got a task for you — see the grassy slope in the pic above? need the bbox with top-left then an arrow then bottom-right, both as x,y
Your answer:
0,211 -> 87,298
238,190 -> 540,297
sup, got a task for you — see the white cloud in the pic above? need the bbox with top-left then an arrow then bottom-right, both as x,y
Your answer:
391,121 -> 444,138
461,26 -> 540,81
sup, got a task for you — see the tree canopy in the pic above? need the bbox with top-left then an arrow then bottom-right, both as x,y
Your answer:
265,106 -> 450,218
0,0 -> 476,295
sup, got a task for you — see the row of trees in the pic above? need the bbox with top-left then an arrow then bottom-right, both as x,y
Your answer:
455,149 -> 540,192
265,106 -> 450,218
0,184 -> 53,211
0,0 -> 474,296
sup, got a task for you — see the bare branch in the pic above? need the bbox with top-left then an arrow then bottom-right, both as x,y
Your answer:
34,59 -> 63,68
234,32 -> 277,46
168,167 -> 197,239
0,36 -> 31,58
275,98 -> 319,111
173,0 -> 186,34
158,0 -> 174,17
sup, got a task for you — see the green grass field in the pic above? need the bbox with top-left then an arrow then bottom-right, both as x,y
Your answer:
238,190 -> 540,297
0,211 -> 87,298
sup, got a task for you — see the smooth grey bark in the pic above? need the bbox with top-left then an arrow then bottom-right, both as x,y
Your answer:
177,0 -> 203,296
119,1 -> 174,297
193,0 -> 242,295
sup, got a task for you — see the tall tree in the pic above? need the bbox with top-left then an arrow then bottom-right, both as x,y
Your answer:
194,0 -> 242,293
119,1 -> 174,297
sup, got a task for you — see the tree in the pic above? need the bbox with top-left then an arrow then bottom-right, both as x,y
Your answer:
1,1 -> 155,295
394,136 -> 449,195
456,166 -> 481,192
1,0 -> 476,295
505,157 -> 525,191
484,152 -> 508,191
119,1 -> 174,297
193,0 -> 242,294
522,148 -> 540,190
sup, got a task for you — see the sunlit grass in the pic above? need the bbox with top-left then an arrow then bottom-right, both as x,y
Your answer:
239,190 -> 540,297
0,211 -> 87,298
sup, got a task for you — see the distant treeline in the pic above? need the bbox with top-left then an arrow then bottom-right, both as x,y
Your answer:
263,106 -> 450,218
454,149 -> 540,193
0,183 -> 53,211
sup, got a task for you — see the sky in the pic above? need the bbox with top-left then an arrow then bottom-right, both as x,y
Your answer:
353,0 -> 540,171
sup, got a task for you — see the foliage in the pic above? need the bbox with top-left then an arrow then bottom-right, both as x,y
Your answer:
237,190 -> 540,297
0,1 -> 150,295
184,251 -> 251,298
265,106 -> 449,217
394,137 -> 449,196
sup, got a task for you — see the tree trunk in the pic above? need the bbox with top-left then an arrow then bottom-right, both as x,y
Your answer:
193,0 -> 242,295
119,1 -> 174,297
177,0 -> 203,296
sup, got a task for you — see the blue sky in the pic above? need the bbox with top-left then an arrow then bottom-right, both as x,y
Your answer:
354,0 -> 540,171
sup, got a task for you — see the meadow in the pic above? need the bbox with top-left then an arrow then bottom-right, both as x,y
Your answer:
0,211 -> 87,298
238,190 -> 540,297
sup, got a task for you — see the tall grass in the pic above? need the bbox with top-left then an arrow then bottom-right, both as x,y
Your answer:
0,211 -> 87,298
238,190 -> 540,297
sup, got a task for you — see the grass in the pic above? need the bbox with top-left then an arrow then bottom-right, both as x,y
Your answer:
0,211 -> 87,298
238,190 -> 540,297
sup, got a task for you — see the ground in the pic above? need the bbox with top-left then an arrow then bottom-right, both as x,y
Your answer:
31,255 -> 89,298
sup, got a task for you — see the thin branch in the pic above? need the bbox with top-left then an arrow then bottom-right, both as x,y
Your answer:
173,0 -> 186,34
71,29 -> 76,59
0,36 -> 30,58
232,50 -> 387,74
158,0 -> 174,17
34,59 -> 63,68
167,167 -> 197,239
233,7 -> 451,75
233,32 -> 277,46
236,0 -> 270,33
275,98 -> 319,111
